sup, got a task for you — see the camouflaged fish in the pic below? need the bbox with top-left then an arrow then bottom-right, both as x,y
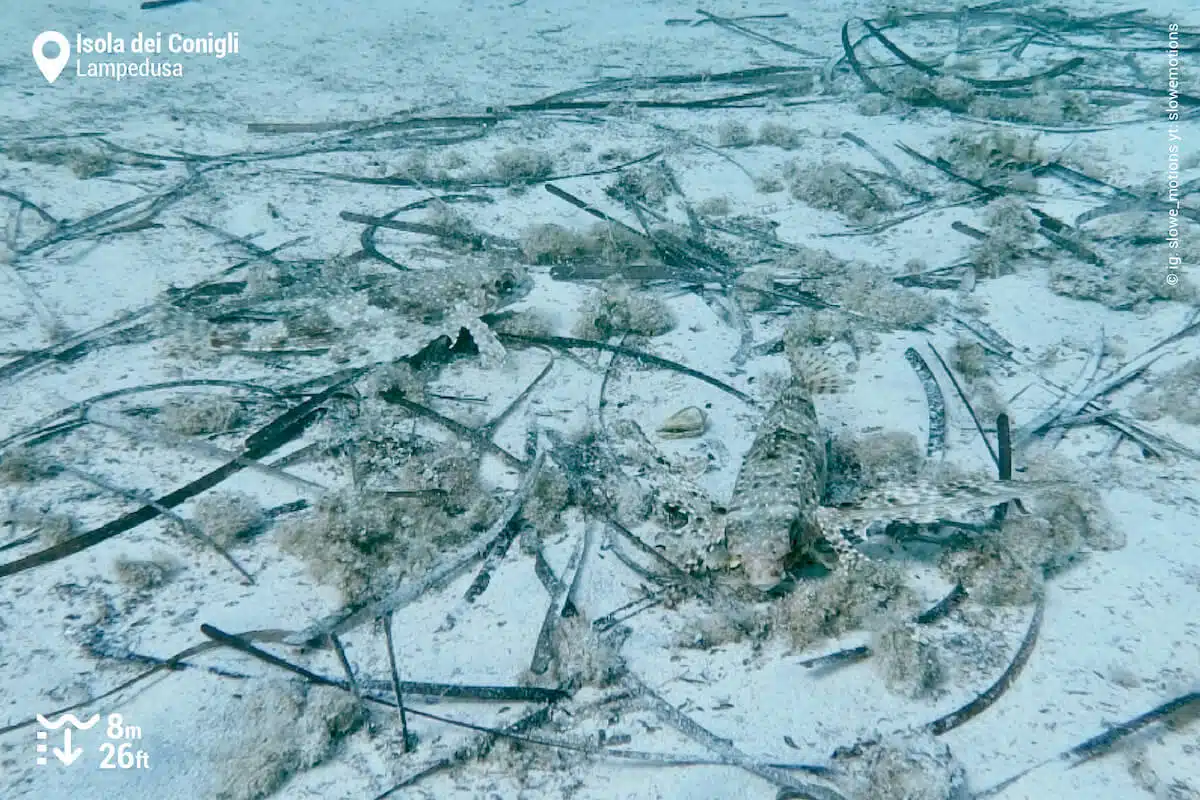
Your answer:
815,477 -> 1057,549
725,376 -> 830,590
725,364 -> 1054,591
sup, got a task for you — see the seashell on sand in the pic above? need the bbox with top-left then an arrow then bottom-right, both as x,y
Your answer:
657,406 -> 707,439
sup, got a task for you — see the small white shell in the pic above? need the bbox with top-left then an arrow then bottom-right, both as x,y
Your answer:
657,406 -> 706,439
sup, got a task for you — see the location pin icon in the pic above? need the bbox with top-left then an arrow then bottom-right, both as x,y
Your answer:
32,31 -> 70,84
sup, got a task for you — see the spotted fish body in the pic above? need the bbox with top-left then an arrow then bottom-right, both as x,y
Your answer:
724,368 -> 1058,590
725,378 -> 827,590
816,478 -> 1058,545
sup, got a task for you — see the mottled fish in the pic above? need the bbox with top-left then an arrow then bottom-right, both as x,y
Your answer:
724,377 -> 829,590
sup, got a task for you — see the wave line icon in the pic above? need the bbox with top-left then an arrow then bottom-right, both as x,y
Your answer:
36,714 -> 100,730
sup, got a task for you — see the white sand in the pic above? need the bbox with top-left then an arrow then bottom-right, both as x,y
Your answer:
1,1 -> 1197,799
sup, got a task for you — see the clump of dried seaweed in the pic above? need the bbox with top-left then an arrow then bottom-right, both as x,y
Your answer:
159,393 -> 243,435
524,613 -> 626,692
968,197 -> 1039,278
153,308 -> 224,364
387,144 -> 556,190
546,427 -> 655,530
519,462 -> 572,541
1130,358 -> 1200,425
280,449 -> 497,603
1,507 -> 77,545
823,266 -> 942,331
1049,256 -> 1198,309
946,337 -> 989,380
367,361 -> 431,404
717,120 -> 755,148
394,148 -> 473,185
757,121 -> 806,149
676,601 -> 769,650
519,221 -> 652,267
786,160 -> 901,224
733,265 -> 786,312
772,560 -> 914,650
493,146 -> 556,185
606,163 -> 675,207
284,305 -> 338,340
2,138 -> 116,179
112,553 -> 179,592
783,308 -> 860,347
0,446 -> 53,485
939,461 -> 1121,605
694,195 -> 732,217
967,83 -> 1095,128
190,491 -> 266,548
770,246 -> 942,336
210,679 -> 364,800
942,130 -> 1045,191
871,620 -> 945,699
836,730 -> 967,800
935,335 -> 1009,428
367,258 -> 529,323
572,277 -> 676,339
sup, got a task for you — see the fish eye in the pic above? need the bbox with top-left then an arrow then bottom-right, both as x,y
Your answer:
494,271 -> 519,295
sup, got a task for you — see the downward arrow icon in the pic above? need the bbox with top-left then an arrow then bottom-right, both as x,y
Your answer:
53,728 -> 82,766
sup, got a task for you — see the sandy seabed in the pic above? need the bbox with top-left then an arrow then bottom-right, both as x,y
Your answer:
1,1 -> 1198,799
